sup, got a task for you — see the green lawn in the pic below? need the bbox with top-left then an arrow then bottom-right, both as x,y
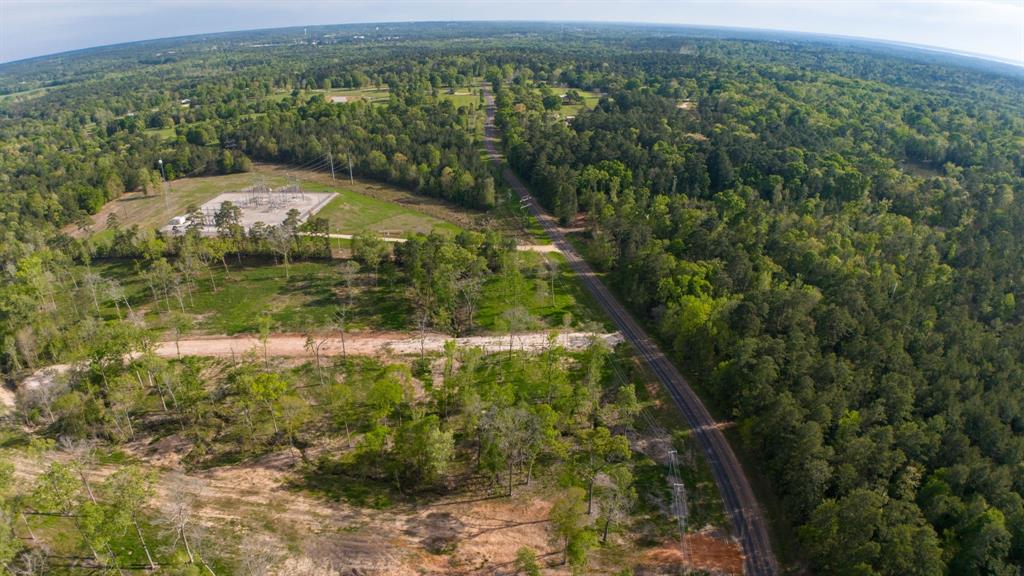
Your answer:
144,125 -> 177,141
312,185 -> 461,236
325,86 -> 391,103
88,260 -> 409,336
438,89 -> 480,108
91,248 -> 604,338
474,251 -> 608,333
78,172 -> 266,239
558,88 -> 603,117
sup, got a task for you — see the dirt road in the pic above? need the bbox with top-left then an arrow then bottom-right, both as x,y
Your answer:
156,330 -> 622,359
482,86 -> 778,576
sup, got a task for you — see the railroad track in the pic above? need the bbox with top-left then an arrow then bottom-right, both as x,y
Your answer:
481,86 -> 778,576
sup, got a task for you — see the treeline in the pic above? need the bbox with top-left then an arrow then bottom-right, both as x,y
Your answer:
0,220 -> 518,373
227,94 -> 496,209
496,41 -> 1024,575
0,209 -> 333,373
0,42 -> 503,265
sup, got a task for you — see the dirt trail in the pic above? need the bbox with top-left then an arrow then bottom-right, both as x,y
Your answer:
156,330 -> 622,359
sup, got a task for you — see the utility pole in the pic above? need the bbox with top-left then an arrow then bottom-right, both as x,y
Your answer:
347,153 -> 354,184
328,147 -> 336,180
158,158 -> 169,210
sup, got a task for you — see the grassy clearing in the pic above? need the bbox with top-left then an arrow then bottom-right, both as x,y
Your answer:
92,250 -> 603,338
92,259 -> 410,335
438,89 -> 480,108
144,125 -> 177,141
253,163 -> 484,231
558,88 -> 603,117
324,86 -> 391,103
268,85 -> 482,108
269,86 -> 392,104
313,185 -> 459,236
476,251 -> 608,333
72,172 -> 259,238
78,168 -> 464,240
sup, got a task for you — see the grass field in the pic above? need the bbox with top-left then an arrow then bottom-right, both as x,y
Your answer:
90,259 -> 407,335
312,185 -> 459,236
475,251 -> 607,333
254,164 -> 484,231
324,86 -> 391,103
438,89 -> 480,108
89,248 -> 602,338
558,88 -> 604,117
144,125 -> 177,141
74,172 -> 262,240
267,85 -> 483,108
76,169 -> 463,241
269,86 -> 392,104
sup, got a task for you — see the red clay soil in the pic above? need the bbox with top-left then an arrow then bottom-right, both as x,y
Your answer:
642,532 -> 744,575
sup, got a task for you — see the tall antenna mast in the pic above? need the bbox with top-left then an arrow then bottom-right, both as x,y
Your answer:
158,158 -> 169,210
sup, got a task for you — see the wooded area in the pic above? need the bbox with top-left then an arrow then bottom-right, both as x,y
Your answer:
1,20 -> 1022,575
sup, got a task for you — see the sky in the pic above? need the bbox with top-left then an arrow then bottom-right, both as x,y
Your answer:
0,0 -> 1022,65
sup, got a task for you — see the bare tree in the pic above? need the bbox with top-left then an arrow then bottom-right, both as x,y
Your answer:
159,475 -> 205,566
544,255 -> 560,306
104,278 -> 131,320
304,334 -> 328,385
82,271 -> 103,313
58,437 -> 98,504
257,314 -> 274,369
10,546 -> 49,575
501,306 -> 533,359
336,261 -> 360,360
268,225 -> 294,279
19,369 -> 68,425
175,253 -> 200,306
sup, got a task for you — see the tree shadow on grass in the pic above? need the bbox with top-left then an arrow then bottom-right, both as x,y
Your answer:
292,456 -> 398,510
351,285 -> 413,330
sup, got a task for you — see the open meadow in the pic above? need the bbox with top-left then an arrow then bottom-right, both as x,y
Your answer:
73,166 -> 465,245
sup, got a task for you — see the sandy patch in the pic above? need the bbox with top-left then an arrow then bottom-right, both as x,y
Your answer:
641,530 -> 744,575
156,330 -> 622,359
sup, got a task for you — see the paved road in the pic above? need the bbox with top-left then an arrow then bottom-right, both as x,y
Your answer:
482,87 -> 778,576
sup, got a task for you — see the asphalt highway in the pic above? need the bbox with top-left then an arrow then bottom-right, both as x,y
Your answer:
482,87 -> 778,576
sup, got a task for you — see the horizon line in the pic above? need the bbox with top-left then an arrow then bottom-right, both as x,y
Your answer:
1,19 -> 1021,72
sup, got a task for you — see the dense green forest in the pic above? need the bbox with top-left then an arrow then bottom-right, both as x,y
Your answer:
495,32 -> 1024,576
2,21 -> 1023,575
